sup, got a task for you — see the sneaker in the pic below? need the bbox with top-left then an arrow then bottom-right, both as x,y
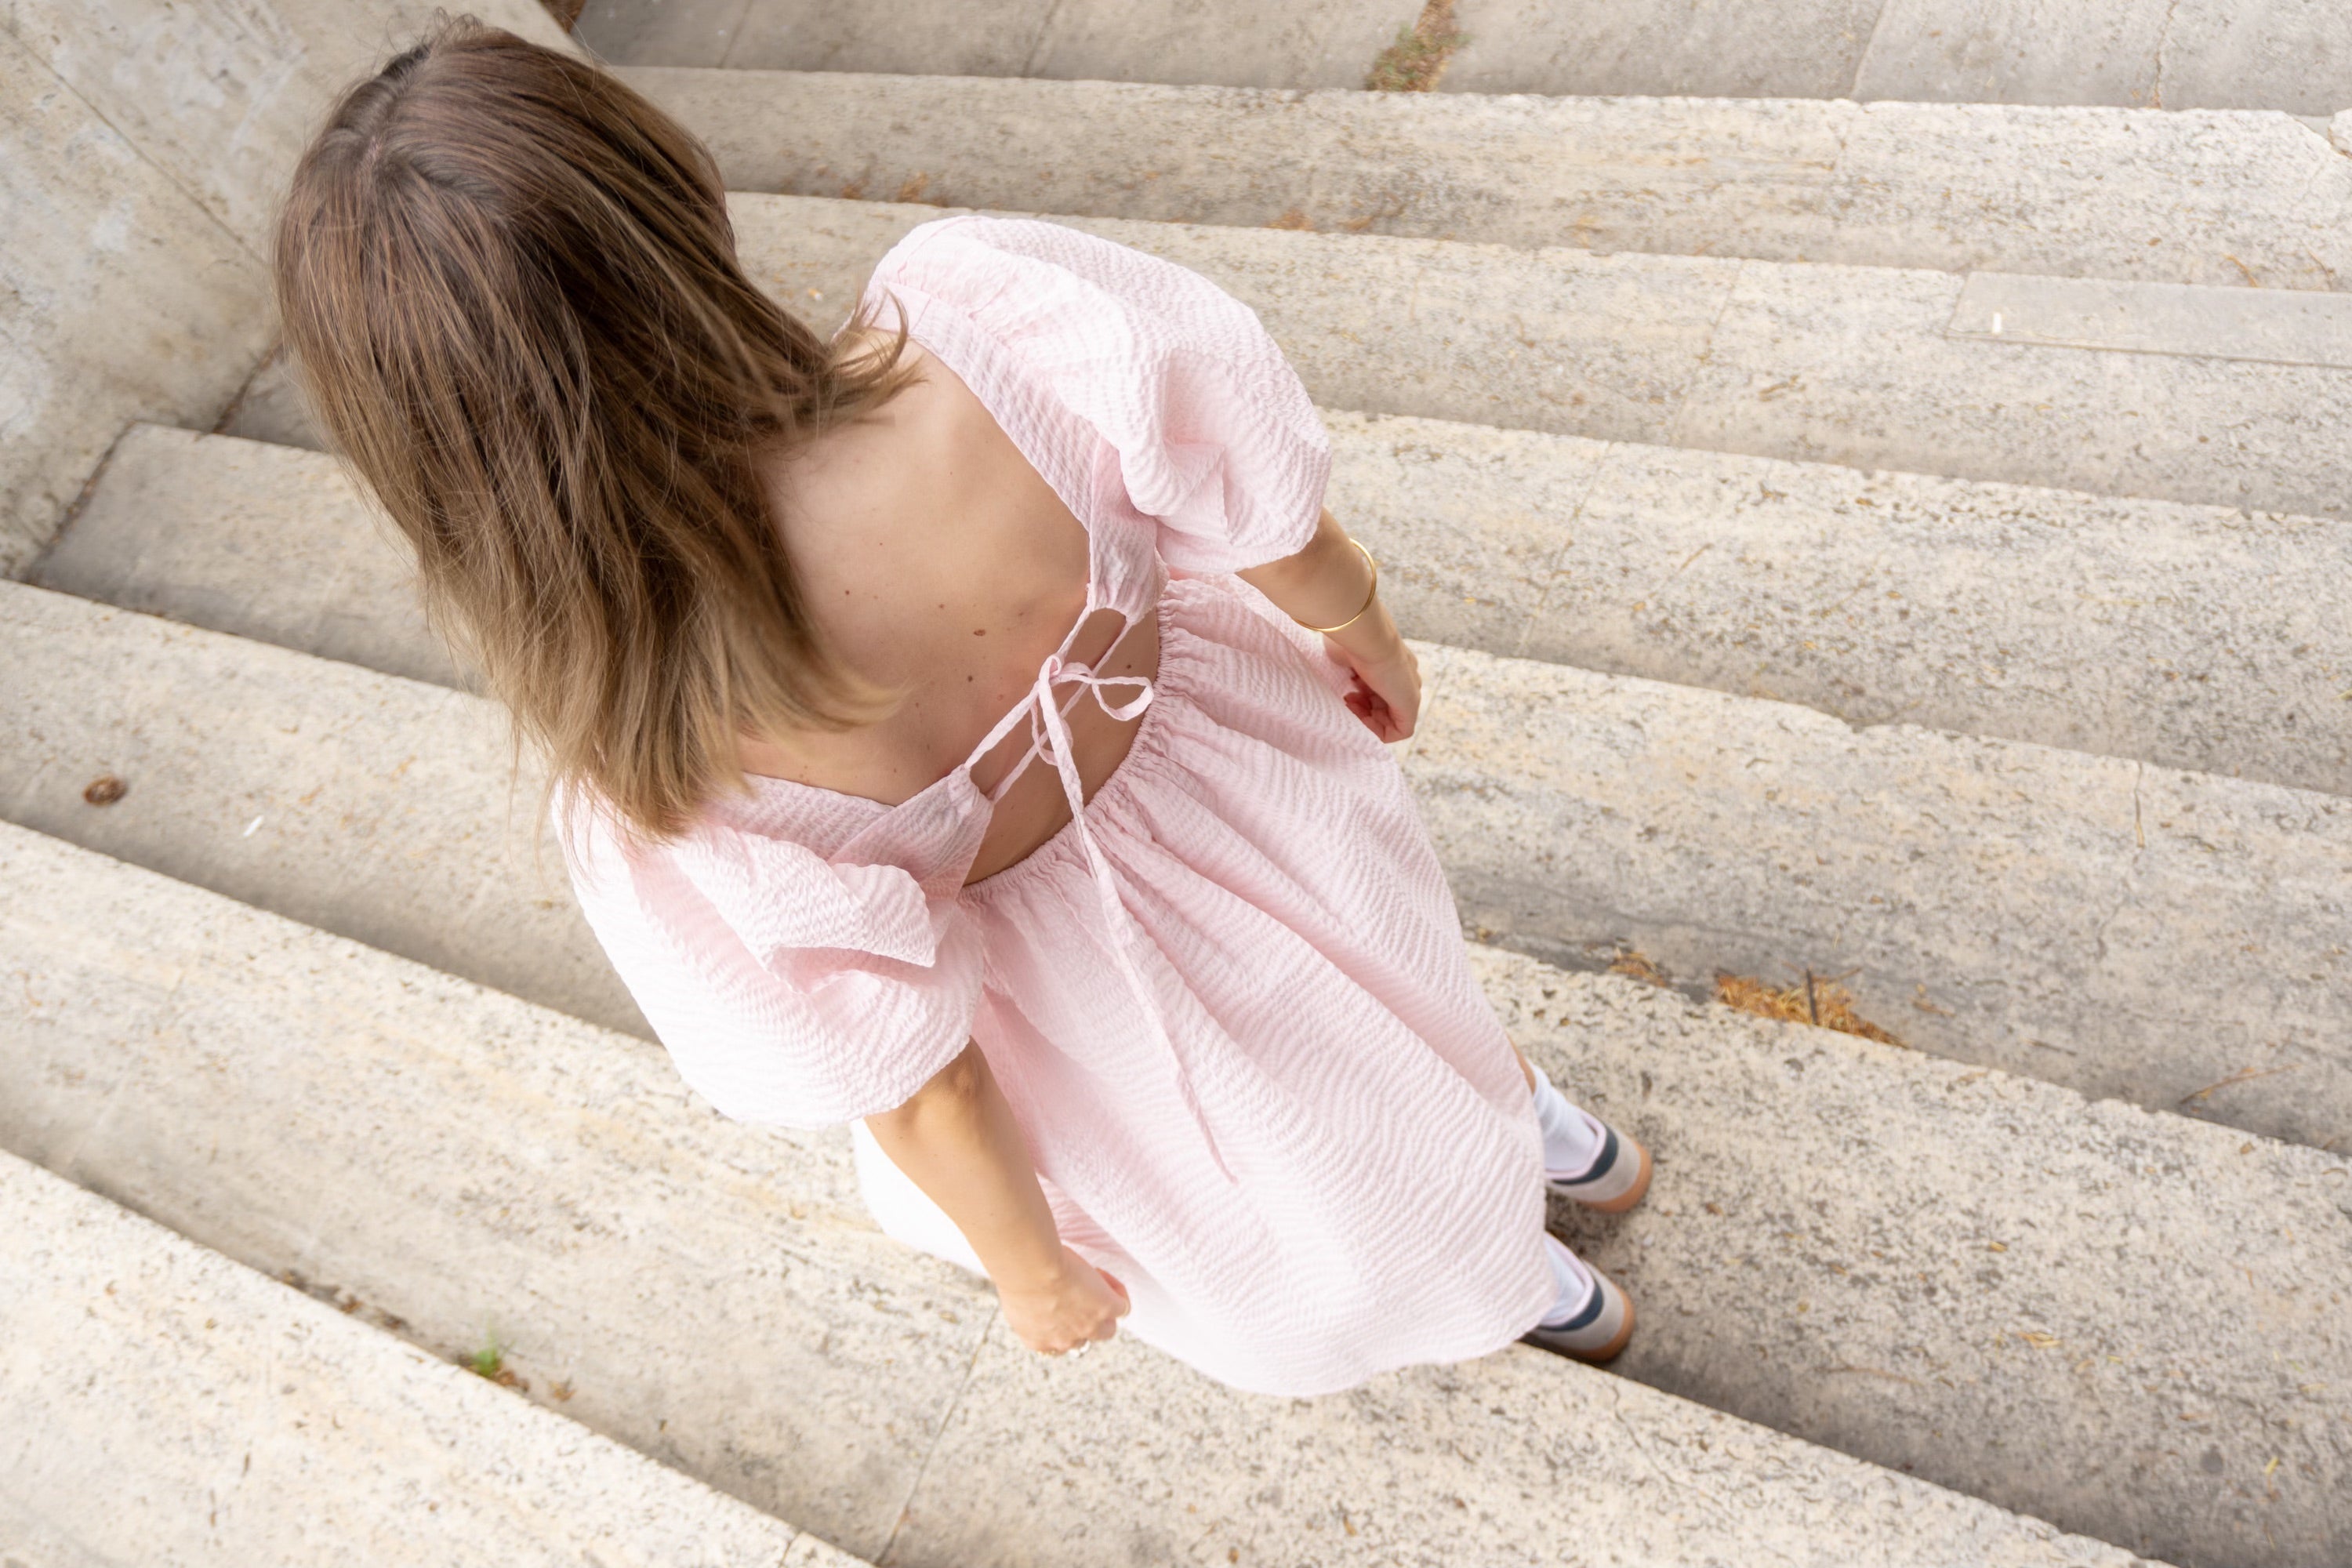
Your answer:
1545,1118 -> 1652,1213
1523,1261 -> 1636,1364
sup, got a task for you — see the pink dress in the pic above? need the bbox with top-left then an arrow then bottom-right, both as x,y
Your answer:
564,216 -> 1553,1396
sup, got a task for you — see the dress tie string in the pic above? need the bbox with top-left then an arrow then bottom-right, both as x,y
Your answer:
1019,652 -> 1237,1185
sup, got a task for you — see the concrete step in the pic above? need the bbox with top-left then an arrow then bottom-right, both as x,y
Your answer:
708,196 -> 2352,524
0,1149 -> 842,1568
574,0 -> 2352,120
1405,637 -> 2352,1156
0,578 -> 643,1036
620,67 -> 2352,291
68,419 -> 2352,801
37,426 -> 465,691
222,189 -> 2352,521
1446,1 -> 2352,121
27,818 -> 2343,1566
8,543 -> 2349,1145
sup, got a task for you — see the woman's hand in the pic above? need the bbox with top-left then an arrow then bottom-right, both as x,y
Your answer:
1236,510 -> 1419,742
999,1245 -> 1131,1356
865,1046 -> 1127,1360
1332,629 -> 1421,743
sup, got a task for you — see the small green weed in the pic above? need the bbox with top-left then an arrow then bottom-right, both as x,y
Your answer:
463,1330 -> 528,1391
1367,1 -> 1467,93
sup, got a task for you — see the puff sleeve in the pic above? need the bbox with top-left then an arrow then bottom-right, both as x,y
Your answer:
562,810 -> 982,1129
865,216 -> 1333,574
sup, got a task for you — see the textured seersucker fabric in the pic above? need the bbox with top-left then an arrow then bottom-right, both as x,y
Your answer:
564,216 -> 1553,1396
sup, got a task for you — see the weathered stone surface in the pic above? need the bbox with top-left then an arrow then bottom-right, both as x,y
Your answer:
632,67 -> 2352,290
1336,412 -> 2352,800
0,27 -> 271,575
1022,0 -> 1408,91
35,423 -> 460,687
1948,273 -> 2352,365
0,828 -> 980,1563
0,0 -> 574,575
1854,0 -> 2174,107
237,191 -> 2352,521
576,0 -> 766,67
1660,254 -> 2352,519
644,0 -> 1410,89
1475,946 -> 2350,1568
9,572 -> 2348,1148
591,0 -> 2351,113
0,1151 -> 820,1568
6,0 -> 575,252
2,822 -> 2239,1566
743,195 -> 1742,444
1857,0 -> 2352,117
725,192 -> 925,331
720,195 -> 2352,522
902,1312 -> 2161,1568
2158,0 -> 2352,116
217,346 -> 322,448
70,411 -> 2352,802
0,580 -> 638,1036
1823,101 -> 2352,290
717,0 -> 1057,78
1445,0 -> 1889,98
1407,640 -> 2352,1152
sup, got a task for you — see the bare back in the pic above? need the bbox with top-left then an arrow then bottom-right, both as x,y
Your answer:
739,343 -> 1156,884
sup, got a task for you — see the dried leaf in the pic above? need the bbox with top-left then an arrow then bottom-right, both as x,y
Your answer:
1715,972 -> 1903,1046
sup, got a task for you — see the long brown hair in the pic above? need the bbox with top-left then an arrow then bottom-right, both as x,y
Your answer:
274,18 -> 910,840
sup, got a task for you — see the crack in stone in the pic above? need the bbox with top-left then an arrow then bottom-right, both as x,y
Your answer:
1016,0 -> 1071,79
2092,760 -> 2149,970
2151,0 -> 2187,110
0,25 -> 267,270
877,1306 -> 997,1566
1603,1379 -> 1795,1563
1508,445 -> 1614,661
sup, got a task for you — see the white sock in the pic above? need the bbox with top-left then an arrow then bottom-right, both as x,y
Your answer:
1530,1065 -> 1606,1181
1539,1232 -> 1597,1328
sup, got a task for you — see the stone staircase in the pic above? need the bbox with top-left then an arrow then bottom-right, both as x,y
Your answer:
0,1148 -> 844,1566
6,45 -> 2351,1568
572,0 -> 2352,115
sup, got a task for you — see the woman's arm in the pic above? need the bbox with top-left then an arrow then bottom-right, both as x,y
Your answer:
1239,509 -> 1420,742
863,1041 -> 1129,1354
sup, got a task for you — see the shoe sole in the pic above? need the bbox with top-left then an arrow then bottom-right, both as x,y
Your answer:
1563,1290 -> 1636,1365
1552,1135 -> 1653,1214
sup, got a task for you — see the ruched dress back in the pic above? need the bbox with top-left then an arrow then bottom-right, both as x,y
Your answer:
564,216 -> 1552,1396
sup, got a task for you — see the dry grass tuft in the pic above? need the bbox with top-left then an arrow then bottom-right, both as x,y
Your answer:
1607,949 -> 1672,988
1716,971 -> 1904,1047
1366,0 -> 1466,92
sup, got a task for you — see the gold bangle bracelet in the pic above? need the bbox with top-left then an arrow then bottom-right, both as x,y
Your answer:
1295,537 -> 1380,635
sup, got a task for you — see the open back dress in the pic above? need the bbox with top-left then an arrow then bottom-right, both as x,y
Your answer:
564,216 -> 1553,1397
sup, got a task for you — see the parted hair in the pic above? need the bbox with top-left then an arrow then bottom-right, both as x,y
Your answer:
274,17 -> 910,840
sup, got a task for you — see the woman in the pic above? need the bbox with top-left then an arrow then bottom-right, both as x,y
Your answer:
274,20 -> 1651,1395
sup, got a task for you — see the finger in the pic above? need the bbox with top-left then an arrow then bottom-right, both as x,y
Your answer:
1099,1270 -> 1132,1307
